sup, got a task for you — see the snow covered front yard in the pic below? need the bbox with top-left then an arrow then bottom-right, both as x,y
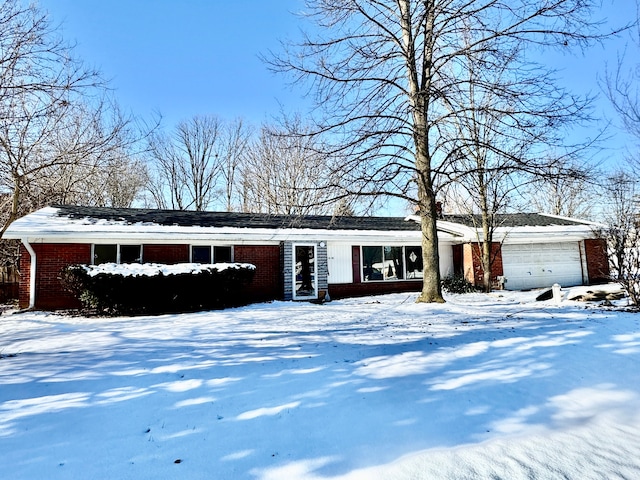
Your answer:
1,291 -> 639,479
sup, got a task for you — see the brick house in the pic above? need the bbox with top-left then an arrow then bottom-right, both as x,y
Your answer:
4,205 -> 609,310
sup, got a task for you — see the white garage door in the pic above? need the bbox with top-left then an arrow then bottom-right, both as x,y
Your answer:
501,242 -> 583,291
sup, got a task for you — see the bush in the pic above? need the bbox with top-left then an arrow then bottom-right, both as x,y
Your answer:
441,274 -> 476,294
60,263 -> 256,315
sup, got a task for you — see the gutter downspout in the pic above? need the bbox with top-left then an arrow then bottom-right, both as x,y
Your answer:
21,239 -> 36,309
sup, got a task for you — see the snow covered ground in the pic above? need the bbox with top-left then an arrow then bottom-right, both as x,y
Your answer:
0,290 -> 639,479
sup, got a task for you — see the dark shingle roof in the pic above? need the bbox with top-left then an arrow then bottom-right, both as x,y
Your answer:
440,213 -> 589,228
53,205 -> 421,231
52,205 -> 591,232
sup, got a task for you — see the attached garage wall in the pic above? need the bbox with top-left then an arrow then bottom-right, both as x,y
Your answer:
501,242 -> 584,290
584,238 -> 610,284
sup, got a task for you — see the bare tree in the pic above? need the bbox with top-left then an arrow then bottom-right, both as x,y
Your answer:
523,162 -> 597,220
0,1 -> 144,237
605,48 -> 640,145
600,170 -> 640,305
25,101 -> 148,209
240,119 -> 349,215
147,115 -> 221,211
603,9 -> 640,181
442,28 -> 598,292
217,118 -> 252,211
270,0 -> 611,302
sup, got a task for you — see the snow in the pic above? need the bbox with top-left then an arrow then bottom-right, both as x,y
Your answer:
0,291 -> 639,479
3,206 -> 598,245
81,262 -> 256,277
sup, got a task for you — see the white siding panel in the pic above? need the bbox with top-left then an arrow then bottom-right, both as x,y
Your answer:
327,243 -> 353,284
439,243 -> 454,278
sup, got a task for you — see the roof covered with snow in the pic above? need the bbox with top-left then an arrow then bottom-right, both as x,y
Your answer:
3,205 -> 601,244
49,205 -> 423,231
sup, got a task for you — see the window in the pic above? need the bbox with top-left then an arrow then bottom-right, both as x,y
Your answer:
120,245 -> 142,263
362,246 -> 422,282
94,244 -> 117,264
384,246 -> 404,280
214,246 -> 232,263
93,244 -> 142,264
405,246 -> 423,279
190,245 -> 233,264
192,246 -> 212,263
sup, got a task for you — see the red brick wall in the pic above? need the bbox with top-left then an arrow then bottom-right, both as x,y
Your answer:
584,238 -> 610,284
234,245 -> 282,301
19,242 -> 283,310
143,244 -> 189,264
329,281 -> 422,299
462,244 -> 475,283
22,243 -> 91,310
463,242 -> 504,287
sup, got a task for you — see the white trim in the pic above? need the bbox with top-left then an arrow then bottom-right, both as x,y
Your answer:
10,230 -> 448,244
22,239 -> 36,309
292,243 -> 318,301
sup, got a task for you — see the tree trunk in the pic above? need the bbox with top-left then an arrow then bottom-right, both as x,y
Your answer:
415,136 -> 444,303
417,196 -> 445,303
481,241 -> 491,293
403,1 -> 444,303
479,182 -> 492,293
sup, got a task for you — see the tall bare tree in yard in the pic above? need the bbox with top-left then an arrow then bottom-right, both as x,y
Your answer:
0,1 -> 141,237
271,0 -> 609,302
441,29 -> 596,292
601,22 -> 640,304
600,171 -> 640,305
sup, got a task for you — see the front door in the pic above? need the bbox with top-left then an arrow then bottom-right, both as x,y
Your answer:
293,244 -> 317,300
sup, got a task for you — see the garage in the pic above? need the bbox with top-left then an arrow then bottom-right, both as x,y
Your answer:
501,242 -> 584,291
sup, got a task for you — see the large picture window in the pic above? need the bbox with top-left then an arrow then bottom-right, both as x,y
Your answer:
362,246 -> 422,282
93,244 -> 142,264
191,245 -> 233,263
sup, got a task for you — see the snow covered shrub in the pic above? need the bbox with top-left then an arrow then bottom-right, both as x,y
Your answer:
61,263 -> 256,314
441,274 -> 476,294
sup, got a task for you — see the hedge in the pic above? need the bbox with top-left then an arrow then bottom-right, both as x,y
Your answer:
60,263 -> 256,315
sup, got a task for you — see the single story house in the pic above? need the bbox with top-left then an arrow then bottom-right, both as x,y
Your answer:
3,205 -> 609,310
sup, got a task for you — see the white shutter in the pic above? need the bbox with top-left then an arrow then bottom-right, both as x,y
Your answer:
327,243 -> 353,284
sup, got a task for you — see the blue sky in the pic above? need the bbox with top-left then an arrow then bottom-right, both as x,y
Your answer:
40,0 -> 306,127
39,0 -> 637,168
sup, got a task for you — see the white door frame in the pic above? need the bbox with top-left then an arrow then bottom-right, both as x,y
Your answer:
292,243 -> 318,300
